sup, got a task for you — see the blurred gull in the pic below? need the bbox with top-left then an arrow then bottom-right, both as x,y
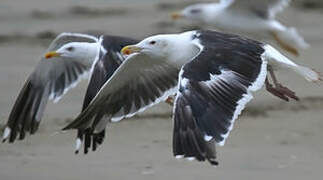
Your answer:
171,0 -> 309,56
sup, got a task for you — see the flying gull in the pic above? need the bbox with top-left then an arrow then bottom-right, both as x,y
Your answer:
62,30 -> 321,165
171,0 -> 309,56
2,32 -> 138,154
77,35 -> 138,154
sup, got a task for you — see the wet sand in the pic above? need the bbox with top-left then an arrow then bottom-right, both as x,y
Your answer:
0,0 -> 323,179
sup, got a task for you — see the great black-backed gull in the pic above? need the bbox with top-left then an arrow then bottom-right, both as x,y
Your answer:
171,0 -> 309,56
62,30 -> 320,165
2,32 -> 138,154
77,35 -> 138,154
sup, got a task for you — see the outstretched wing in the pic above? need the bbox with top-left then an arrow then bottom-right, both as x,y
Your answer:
77,35 -> 139,154
226,0 -> 290,19
2,33 -> 98,143
46,32 -> 98,52
63,52 -> 179,133
173,30 -> 267,165
81,36 -> 139,111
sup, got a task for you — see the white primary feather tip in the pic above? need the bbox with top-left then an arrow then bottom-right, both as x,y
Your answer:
204,135 -> 213,141
75,138 -> 82,154
2,127 -> 11,142
186,157 -> 196,161
175,155 -> 184,159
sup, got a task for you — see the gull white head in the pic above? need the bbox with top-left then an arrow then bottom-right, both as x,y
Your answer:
171,3 -> 225,24
121,32 -> 200,66
122,34 -> 176,58
44,42 -> 99,63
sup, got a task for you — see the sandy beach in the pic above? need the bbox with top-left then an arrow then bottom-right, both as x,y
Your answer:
0,0 -> 323,179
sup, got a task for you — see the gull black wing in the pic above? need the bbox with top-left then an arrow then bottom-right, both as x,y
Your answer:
3,33 -> 98,143
173,30 -> 267,165
3,57 -> 91,142
77,35 -> 139,154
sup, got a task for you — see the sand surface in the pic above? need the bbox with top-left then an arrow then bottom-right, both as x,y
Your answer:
0,0 -> 323,179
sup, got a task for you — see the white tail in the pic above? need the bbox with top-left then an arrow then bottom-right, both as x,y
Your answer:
264,45 -> 321,82
295,66 -> 321,82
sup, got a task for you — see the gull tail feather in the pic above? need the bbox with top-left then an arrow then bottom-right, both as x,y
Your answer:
295,66 -> 322,82
264,45 -> 321,82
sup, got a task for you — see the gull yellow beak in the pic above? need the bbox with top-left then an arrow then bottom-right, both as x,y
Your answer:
170,12 -> 183,20
45,51 -> 61,59
121,45 -> 142,55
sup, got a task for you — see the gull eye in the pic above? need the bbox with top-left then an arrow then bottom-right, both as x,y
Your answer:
67,47 -> 74,51
149,41 -> 156,45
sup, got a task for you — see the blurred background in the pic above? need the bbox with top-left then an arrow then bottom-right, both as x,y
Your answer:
0,0 -> 322,179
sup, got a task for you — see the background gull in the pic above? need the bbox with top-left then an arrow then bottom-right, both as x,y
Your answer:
171,0 -> 309,56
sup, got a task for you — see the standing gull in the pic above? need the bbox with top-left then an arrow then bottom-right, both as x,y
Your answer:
63,30 -> 321,165
171,0 -> 309,56
2,32 -> 139,154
